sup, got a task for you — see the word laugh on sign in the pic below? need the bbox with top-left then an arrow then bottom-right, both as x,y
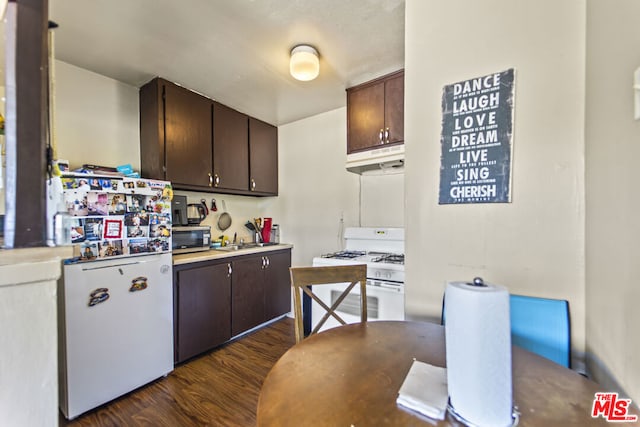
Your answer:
439,69 -> 515,204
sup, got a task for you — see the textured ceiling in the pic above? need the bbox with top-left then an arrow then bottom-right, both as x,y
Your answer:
49,0 -> 405,125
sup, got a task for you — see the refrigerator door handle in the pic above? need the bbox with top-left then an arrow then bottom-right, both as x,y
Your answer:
81,260 -> 142,272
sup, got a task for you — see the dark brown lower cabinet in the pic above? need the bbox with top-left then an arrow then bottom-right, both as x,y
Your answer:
175,262 -> 232,363
231,256 -> 265,336
231,250 -> 292,336
263,251 -> 292,320
173,249 -> 291,364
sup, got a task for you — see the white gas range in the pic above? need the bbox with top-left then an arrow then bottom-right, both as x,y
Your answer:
310,227 -> 405,332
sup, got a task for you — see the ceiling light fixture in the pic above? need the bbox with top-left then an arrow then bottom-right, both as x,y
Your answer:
290,45 -> 319,81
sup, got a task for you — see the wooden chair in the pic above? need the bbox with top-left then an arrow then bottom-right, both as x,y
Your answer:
290,264 -> 368,343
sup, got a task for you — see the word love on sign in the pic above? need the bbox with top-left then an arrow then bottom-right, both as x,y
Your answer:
439,69 -> 515,204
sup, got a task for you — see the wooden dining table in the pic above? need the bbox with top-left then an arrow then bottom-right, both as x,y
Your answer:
257,321 -> 619,426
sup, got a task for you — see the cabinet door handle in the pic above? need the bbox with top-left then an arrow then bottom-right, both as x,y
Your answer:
384,128 -> 390,143
250,178 -> 256,191
261,257 -> 266,269
378,129 -> 384,144
208,173 -> 213,187
227,263 -> 232,277
265,256 -> 270,268
214,173 -> 220,187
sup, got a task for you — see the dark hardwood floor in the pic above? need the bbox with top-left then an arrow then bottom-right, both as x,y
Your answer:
60,317 -> 296,427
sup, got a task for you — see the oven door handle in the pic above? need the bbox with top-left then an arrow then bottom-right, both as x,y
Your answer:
367,279 -> 404,292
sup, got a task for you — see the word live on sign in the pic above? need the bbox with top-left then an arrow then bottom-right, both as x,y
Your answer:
439,69 -> 515,204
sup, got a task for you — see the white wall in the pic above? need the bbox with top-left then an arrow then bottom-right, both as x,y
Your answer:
585,0 -> 640,402
175,190 -> 273,245
268,107 -> 360,267
360,170 -> 405,228
54,61 -> 140,170
404,0 -> 587,367
0,86 -> 5,215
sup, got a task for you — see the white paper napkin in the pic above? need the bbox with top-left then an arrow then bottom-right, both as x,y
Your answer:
396,359 -> 448,420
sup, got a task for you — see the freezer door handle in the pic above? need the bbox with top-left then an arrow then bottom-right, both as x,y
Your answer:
80,260 -> 143,272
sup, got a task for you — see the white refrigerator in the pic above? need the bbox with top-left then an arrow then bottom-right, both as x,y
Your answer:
53,174 -> 175,419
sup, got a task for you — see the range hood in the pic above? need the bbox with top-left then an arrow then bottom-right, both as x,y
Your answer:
346,144 -> 405,174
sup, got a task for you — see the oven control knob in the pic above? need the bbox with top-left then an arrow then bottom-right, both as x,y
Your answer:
375,271 -> 381,278
385,271 -> 392,279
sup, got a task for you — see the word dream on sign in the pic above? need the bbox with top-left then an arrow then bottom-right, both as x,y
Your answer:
439,69 -> 515,204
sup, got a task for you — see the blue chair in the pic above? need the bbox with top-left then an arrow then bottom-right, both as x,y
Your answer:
441,293 -> 571,368
510,294 -> 571,368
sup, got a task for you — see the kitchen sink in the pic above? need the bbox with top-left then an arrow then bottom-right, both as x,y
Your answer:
214,242 -> 279,251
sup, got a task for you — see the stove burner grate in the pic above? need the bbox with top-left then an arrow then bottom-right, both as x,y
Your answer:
321,250 -> 366,260
371,254 -> 405,265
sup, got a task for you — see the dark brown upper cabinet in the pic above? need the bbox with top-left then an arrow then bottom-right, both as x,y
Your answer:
212,102 -> 249,192
139,77 -> 278,196
140,78 -> 213,189
346,70 -> 404,154
249,117 -> 278,195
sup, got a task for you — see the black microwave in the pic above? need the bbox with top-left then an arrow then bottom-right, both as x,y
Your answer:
172,226 -> 211,254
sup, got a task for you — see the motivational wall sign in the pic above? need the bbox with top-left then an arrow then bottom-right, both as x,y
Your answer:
439,69 -> 515,204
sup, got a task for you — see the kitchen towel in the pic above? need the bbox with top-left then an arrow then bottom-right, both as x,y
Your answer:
444,280 -> 513,427
396,359 -> 448,420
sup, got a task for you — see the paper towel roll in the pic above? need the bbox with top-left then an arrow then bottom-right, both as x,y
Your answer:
444,280 -> 513,427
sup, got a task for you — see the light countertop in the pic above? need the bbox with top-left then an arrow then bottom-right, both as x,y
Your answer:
172,243 -> 293,266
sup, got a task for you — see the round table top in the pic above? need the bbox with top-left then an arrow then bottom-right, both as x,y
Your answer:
257,321 -> 613,427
